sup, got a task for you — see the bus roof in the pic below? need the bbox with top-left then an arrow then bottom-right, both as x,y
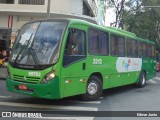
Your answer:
27,18 -> 155,45
68,18 -> 155,45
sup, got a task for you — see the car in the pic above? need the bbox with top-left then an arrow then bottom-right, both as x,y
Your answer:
156,62 -> 160,72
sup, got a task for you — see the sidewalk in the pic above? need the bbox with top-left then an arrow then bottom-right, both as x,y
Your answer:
0,67 -> 7,79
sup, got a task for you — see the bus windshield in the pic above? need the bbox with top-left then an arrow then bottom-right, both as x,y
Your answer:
10,21 -> 67,66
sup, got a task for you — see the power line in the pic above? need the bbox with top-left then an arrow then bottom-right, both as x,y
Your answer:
145,6 -> 160,8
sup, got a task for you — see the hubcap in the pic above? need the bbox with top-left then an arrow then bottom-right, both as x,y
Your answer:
87,82 -> 98,95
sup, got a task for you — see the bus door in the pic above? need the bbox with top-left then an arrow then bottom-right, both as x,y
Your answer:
61,27 -> 87,97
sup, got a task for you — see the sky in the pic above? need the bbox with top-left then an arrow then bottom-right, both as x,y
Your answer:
105,8 -> 116,26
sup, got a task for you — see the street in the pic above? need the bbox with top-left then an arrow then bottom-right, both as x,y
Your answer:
0,67 -> 160,120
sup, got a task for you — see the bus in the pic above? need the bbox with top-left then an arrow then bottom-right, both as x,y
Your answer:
6,19 -> 156,100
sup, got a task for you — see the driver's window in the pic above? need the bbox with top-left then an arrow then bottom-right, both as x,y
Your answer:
63,28 -> 86,67
65,28 -> 86,56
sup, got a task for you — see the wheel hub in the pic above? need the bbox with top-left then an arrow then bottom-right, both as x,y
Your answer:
87,82 -> 98,95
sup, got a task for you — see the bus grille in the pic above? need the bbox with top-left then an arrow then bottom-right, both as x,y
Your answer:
12,75 -> 40,84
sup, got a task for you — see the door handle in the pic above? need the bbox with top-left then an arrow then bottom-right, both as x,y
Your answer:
82,63 -> 86,70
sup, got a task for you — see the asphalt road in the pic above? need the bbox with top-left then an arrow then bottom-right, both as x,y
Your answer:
0,70 -> 160,120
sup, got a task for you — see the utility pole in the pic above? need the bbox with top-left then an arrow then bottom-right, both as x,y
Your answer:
47,0 -> 51,18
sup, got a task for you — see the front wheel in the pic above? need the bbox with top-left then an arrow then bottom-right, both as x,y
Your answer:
136,71 -> 146,88
81,76 -> 102,101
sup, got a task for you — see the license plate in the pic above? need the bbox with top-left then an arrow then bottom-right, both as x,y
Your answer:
19,84 -> 28,90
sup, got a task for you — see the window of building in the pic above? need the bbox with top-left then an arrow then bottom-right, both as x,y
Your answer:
88,29 -> 109,55
19,0 -> 45,5
0,0 -> 14,4
127,39 -> 138,58
147,44 -> 155,58
138,42 -> 147,58
83,2 -> 92,17
110,35 -> 125,57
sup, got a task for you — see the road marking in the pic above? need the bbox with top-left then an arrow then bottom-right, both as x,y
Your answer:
41,117 -> 94,120
100,97 -> 104,99
69,100 -> 101,104
0,102 -> 98,111
0,96 -> 12,98
154,77 -> 160,81
148,79 -> 157,84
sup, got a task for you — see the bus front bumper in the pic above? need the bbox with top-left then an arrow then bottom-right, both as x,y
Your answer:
6,77 -> 61,99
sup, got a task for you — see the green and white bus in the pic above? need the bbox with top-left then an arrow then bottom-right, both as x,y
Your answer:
6,19 -> 156,100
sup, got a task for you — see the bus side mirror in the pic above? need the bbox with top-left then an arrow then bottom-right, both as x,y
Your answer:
2,35 -> 6,39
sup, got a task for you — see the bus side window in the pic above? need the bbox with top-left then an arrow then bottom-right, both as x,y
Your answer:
151,45 -> 155,58
110,35 -> 125,57
127,39 -> 138,58
147,44 -> 155,58
139,42 -> 147,58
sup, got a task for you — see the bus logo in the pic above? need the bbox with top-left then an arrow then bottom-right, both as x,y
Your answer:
116,57 -> 142,73
23,77 -> 27,81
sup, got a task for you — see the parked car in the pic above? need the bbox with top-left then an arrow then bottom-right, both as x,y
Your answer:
156,62 -> 160,72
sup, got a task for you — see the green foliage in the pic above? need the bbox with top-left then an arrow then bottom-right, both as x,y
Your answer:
106,0 -> 160,49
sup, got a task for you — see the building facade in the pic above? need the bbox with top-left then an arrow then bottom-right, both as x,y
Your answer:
96,0 -> 106,25
0,0 -> 98,44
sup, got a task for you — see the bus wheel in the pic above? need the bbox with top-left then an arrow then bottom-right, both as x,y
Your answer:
81,75 -> 102,101
136,71 -> 146,88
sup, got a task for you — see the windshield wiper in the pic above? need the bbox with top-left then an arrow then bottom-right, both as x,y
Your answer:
30,48 -> 40,65
14,33 -> 33,64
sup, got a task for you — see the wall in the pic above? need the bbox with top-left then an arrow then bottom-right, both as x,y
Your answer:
0,0 -> 47,13
50,0 -> 82,15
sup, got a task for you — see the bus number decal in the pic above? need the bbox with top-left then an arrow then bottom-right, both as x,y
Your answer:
93,59 -> 102,65
28,72 -> 41,77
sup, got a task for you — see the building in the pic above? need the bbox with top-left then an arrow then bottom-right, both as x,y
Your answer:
96,0 -> 106,25
0,0 -> 98,45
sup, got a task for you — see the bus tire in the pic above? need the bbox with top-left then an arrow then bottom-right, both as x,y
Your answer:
81,75 -> 102,101
136,71 -> 146,88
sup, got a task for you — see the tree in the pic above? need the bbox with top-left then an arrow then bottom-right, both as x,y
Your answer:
124,0 -> 160,42
106,0 -> 126,27
106,0 -> 160,42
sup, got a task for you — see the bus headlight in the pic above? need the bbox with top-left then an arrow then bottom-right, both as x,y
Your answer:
41,70 -> 56,84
